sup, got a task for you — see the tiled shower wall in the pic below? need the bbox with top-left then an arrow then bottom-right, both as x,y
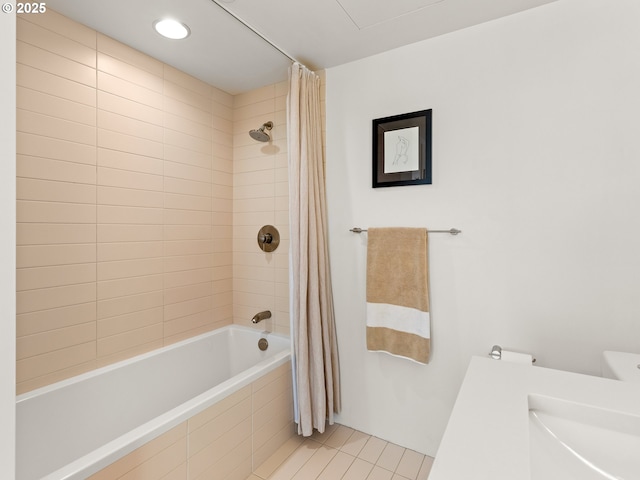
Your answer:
232,71 -> 326,336
232,84 -> 290,334
16,9 -> 326,395
16,10 -> 234,394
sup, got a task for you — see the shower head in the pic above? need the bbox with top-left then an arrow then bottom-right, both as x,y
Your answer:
249,121 -> 273,142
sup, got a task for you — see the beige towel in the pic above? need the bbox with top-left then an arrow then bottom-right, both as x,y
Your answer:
366,227 -> 430,364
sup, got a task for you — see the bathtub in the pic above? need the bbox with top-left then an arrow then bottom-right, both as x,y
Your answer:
16,325 -> 293,480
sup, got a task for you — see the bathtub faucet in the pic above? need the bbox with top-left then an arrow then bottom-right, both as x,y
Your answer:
251,310 -> 272,324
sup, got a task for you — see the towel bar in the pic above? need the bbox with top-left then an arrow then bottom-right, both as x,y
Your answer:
349,227 -> 461,235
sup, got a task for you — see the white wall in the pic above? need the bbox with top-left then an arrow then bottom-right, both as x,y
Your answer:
0,9 -> 16,479
326,0 -> 640,456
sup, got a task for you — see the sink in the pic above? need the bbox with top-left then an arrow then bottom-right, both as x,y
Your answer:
528,394 -> 640,479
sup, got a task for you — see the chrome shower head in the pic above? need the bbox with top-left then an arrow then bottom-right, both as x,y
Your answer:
249,121 -> 273,142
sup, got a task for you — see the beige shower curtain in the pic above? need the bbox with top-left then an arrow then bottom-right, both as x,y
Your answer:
287,63 -> 341,436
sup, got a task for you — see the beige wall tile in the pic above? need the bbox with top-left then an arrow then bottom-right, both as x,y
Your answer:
95,339 -> 164,369
17,322 -> 95,360
164,225 -> 212,242
97,224 -> 163,243
163,96 -> 212,126
22,9 -> 96,48
212,86 -> 233,108
188,417 -> 252,480
164,296 -> 212,322
97,52 -> 163,92
98,128 -> 163,159
97,241 -> 163,262
18,86 -> 95,125
211,265 -> 233,282
97,275 -> 163,301
97,33 -> 163,76
17,282 -> 96,315
17,244 -> 96,268
164,282 -> 212,306
97,307 -> 162,338
164,316 -> 224,345
97,323 -> 163,358
17,17 -> 96,67
164,268 -> 212,289
212,170 -> 233,188
17,41 -> 96,87
97,148 -> 163,175
97,162 -> 165,192
164,65 -> 212,99
165,177 -> 212,198
97,71 -> 163,108
189,396 -> 252,455
204,439 -> 252,480
97,90 -> 163,126
17,303 -> 96,337
234,85 -> 276,109
18,109 -> 96,146
97,186 -> 164,208
164,144 -> 213,171
18,155 -> 96,184
234,169 -> 275,187
164,193 -> 212,212
17,178 -> 96,204
164,240 -> 213,257
97,258 -> 164,281
164,111 -> 213,140
164,209 -> 211,226
16,358 -> 98,395
164,253 -> 213,273
97,205 -> 164,225
88,423 -> 187,480
164,160 -> 212,182
97,291 -> 163,319
17,63 -> 96,106
17,263 -> 96,291
98,110 -> 164,143
16,341 -> 96,385
17,133 -> 96,165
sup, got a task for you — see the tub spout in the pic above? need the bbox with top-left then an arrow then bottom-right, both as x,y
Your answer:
251,310 -> 271,324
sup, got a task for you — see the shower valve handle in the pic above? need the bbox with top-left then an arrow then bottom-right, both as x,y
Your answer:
259,233 -> 273,244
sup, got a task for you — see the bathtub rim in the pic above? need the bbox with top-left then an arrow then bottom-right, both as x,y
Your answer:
17,325 -> 292,480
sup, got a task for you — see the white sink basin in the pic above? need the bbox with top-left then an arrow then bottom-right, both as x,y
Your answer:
528,394 -> 640,479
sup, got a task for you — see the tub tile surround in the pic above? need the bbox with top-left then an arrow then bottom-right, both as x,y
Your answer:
87,361 -> 295,480
232,82 -> 290,336
247,423 -> 434,480
15,8 -> 301,393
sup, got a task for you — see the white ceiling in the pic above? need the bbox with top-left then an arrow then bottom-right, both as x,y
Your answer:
45,0 -> 557,95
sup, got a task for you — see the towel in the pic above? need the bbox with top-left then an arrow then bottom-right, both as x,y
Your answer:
366,227 -> 430,364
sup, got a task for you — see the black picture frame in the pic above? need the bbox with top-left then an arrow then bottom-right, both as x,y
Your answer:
372,109 -> 432,188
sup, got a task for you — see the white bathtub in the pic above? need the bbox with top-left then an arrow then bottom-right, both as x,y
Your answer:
16,325 -> 292,480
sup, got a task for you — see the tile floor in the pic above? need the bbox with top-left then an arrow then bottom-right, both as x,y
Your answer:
246,423 -> 434,480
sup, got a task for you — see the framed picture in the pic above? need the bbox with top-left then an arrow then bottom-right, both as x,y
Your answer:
372,109 -> 432,188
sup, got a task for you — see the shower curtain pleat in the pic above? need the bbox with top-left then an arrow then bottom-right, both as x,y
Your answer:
287,63 -> 341,436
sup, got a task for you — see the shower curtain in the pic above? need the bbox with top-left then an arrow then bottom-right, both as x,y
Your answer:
287,63 -> 341,436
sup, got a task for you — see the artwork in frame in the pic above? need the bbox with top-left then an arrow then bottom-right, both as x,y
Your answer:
372,109 -> 432,188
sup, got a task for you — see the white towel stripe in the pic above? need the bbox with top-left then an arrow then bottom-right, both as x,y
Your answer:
366,302 -> 430,339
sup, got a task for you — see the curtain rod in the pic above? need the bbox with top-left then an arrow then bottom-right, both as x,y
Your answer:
209,0 -> 300,65
350,227 -> 462,236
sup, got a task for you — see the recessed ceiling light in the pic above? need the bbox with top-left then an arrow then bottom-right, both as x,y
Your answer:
153,19 -> 191,40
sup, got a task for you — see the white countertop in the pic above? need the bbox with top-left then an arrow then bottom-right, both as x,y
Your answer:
429,356 -> 640,480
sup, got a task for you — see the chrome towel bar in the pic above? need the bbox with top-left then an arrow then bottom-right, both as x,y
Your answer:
349,227 -> 461,235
